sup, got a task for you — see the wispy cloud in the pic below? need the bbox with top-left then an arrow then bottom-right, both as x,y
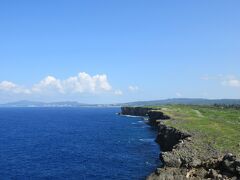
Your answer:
175,92 -> 182,97
0,72 -> 118,96
201,74 -> 240,88
201,74 -> 224,81
114,90 -> 123,96
221,76 -> 240,87
128,85 -> 139,92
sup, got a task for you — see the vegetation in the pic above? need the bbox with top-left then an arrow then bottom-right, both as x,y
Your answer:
150,105 -> 240,156
120,98 -> 240,107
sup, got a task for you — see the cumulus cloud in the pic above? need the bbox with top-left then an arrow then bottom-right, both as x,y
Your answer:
0,72 -> 114,96
62,73 -> 112,93
0,81 -> 17,90
32,76 -> 64,93
128,85 -> 139,92
0,81 -> 31,94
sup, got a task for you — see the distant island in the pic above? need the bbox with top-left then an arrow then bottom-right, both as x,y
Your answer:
1,98 -> 240,107
0,100 -> 106,107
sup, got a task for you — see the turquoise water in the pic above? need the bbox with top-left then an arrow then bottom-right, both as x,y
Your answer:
0,107 -> 160,179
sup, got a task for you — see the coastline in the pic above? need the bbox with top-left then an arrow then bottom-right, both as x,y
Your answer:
120,107 -> 240,180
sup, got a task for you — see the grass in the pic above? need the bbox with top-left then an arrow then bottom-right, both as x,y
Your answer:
150,105 -> 240,157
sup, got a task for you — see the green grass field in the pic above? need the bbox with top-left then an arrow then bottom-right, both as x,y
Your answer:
151,105 -> 240,157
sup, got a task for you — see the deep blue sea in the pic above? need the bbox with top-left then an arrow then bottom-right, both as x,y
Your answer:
0,107 -> 160,180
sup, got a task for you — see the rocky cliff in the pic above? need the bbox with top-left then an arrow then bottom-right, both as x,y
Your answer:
155,123 -> 191,152
148,110 -> 170,126
120,107 -> 240,180
121,107 -> 153,116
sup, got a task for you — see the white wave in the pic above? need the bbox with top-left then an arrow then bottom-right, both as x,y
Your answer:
120,115 -> 142,118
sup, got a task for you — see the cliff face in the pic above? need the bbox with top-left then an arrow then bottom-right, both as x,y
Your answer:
120,107 -> 153,116
148,110 -> 170,126
156,124 -> 190,152
121,107 -> 170,125
120,107 -> 189,152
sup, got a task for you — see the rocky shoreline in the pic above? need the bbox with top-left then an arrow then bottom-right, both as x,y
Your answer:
120,107 -> 240,180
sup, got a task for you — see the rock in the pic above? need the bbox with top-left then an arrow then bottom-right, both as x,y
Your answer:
163,153 -> 182,168
217,174 -> 222,179
147,168 -> 188,180
195,168 -> 208,178
190,159 -> 202,168
207,169 -> 219,179
178,140 -> 184,144
223,153 -> 237,161
221,153 -> 237,173
202,158 -> 221,170
235,160 -> 240,176
155,168 -> 161,176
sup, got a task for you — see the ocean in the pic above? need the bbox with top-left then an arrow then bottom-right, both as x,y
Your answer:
0,107 -> 160,180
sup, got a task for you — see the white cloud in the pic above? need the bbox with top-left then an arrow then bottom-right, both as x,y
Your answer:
114,90 -> 123,96
201,74 -> 224,81
201,74 -> 240,88
175,92 -> 182,97
63,72 -> 112,94
0,72 -> 114,95
0,81 -> 31,94
128,85 -> 139,92
0,81 -> 17,90
32,76 -> 64,93
222,78 -> 240,87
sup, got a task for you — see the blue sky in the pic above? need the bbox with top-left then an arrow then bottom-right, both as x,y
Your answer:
0,0 -> 240,103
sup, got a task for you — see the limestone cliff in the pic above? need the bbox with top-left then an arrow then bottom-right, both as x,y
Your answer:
120,107 -> 153,116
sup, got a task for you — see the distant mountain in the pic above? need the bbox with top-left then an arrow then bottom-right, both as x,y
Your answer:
118,98 -> 240,107
0,100 -> 97,107
1,98 -> 240,107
